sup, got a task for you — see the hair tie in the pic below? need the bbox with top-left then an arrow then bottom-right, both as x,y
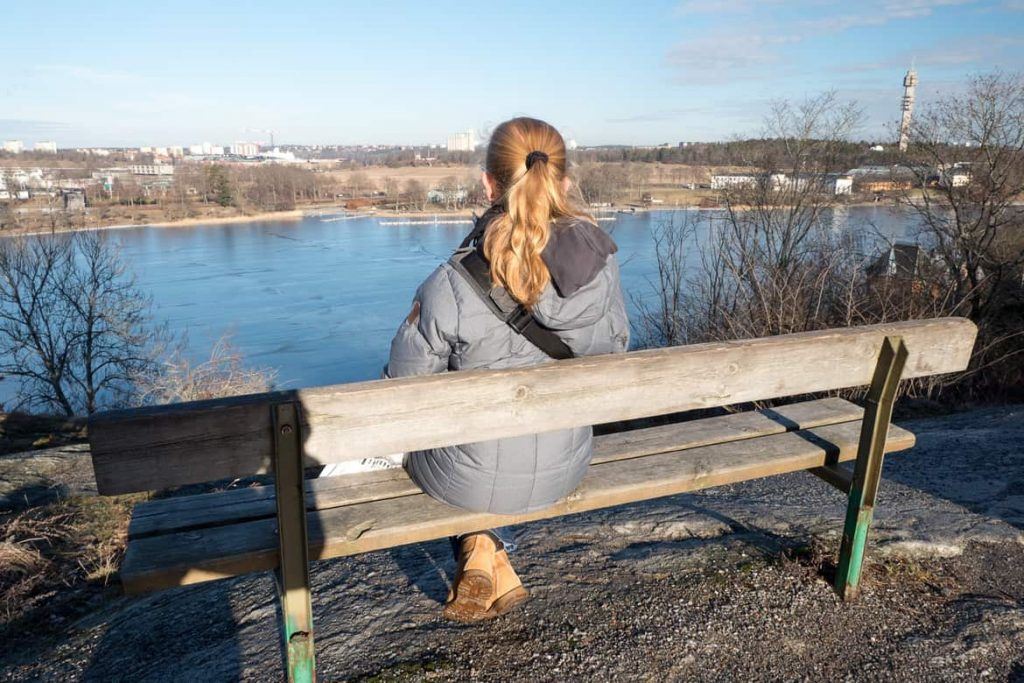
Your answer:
525,150 -> 549,170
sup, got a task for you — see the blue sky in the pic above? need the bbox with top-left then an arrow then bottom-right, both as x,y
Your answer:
3,1 -> 1022,147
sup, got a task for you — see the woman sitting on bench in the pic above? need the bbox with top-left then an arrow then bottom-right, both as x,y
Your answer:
386,117 -> 629,621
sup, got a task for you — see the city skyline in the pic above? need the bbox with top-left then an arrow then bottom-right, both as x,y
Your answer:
3,0 -> 1023,148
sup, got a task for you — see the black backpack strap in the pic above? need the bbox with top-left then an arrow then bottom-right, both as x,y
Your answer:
450,249 -> 575,361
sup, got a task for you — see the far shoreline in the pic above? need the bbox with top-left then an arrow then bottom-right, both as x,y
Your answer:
7,198 -> 898,237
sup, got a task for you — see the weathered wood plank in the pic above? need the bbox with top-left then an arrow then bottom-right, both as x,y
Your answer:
91,319 -> 975,495
127,398 -> 865,540
129,467 -> 406,520
120,420 -> 915,594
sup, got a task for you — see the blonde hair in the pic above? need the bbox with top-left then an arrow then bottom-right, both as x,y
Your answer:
483,117 -> 589,307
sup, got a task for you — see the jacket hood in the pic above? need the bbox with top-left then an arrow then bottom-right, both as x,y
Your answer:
471,205 -> 618,297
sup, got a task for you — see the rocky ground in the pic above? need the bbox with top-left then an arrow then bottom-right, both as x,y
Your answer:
1,405 -> 1022,682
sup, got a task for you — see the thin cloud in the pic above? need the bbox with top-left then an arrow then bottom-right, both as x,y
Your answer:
838,35 -> 1024,72
675,0 -> 782,14
666,0 -> 984,84
607,100 -> 774,130
666,33 -> 801,84
606,108 -> 706,124
0,118 -> 71,135
798,0 -> 977,33
33,64 -> 140,85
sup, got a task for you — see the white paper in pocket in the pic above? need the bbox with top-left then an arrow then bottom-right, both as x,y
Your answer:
318,454 -> 405,477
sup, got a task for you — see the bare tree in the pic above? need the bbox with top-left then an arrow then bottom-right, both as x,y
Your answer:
0,232 -> 161,415
896,71 -> 1024,394
898,71 -> 1024,323
346,172 -> 372,199
41,169 -> 69,234
0,170 -> 24,232
576,162 -> 631,205
167,164 -> 200,220
403,179 -> 426,211
707,92 -> 864,338
380,176 -> 398,210
438,175 -> 460,210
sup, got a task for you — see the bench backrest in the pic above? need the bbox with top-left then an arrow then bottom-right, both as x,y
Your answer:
88,318 -> 977,495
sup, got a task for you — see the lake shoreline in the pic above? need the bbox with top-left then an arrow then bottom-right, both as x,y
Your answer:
8,198 -> 901,236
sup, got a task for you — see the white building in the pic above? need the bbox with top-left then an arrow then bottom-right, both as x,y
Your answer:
826,174 -> 853,195
3,140 -> 24,154
167,146 -> 184,158
231,141 -> 260,156
710,172 -> 787,190
940,163 -> 972,188
188,142 -> 225,156
712,172 -> 852,195
34,141 -> 58,153
130,164 -> 175,176
446,129 -> 479,152
427,187 -> 468,203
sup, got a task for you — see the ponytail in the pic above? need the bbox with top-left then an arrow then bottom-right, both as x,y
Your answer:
482,118 -> 590,307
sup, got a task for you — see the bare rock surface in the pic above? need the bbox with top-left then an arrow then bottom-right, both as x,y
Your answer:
2,405 -> 1022,681
0,444 -> 94,511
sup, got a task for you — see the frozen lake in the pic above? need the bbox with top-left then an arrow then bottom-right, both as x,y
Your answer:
28,206 -> 923,398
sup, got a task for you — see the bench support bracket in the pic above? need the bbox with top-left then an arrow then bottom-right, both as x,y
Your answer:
809,464 -> 853,493
272,402 -> 316,683
834,336 -> 908,601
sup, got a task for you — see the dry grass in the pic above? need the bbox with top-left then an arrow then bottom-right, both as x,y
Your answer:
134,334 -> 277,405
0,493 -> 142,634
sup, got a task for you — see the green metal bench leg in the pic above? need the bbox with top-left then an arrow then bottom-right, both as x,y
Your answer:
834,336 -> 908,601
273,402 -> 316,683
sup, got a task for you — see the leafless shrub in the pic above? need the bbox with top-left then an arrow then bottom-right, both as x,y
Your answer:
133,334 -> 277,405
631,212 -> 698,348
636,92 -> 870,352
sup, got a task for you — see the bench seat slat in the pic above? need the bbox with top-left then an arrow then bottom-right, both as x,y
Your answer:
128,398 -> 864,540
120,419 -> 915,594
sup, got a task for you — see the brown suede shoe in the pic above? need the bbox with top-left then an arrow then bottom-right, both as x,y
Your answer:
486,549 -> 529,618
442,532 -> 497,622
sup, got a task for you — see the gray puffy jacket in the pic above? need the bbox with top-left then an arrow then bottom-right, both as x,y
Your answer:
386,212 -> 629,515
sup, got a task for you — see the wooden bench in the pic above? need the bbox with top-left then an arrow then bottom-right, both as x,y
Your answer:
88,318 -> 976,682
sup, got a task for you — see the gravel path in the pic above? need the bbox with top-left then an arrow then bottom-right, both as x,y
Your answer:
2,405 -> 1022,682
